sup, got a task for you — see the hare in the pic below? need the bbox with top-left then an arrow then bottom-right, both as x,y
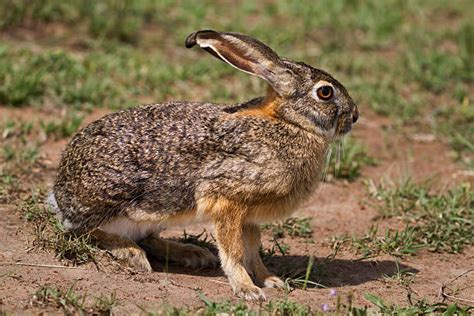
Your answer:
48,30 -> 358,300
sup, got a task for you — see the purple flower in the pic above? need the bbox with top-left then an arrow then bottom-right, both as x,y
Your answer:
321,303 -> 330,312
329,288 -> 337,297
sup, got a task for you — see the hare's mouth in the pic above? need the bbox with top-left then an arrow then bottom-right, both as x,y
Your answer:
334,119 -> 353,138
334,105 -> 358,138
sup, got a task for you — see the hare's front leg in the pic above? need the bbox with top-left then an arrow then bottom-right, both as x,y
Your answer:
210,201 -> 265,300
243,223 -> 285,289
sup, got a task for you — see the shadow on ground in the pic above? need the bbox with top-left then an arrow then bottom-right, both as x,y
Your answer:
148,254 -> 418,288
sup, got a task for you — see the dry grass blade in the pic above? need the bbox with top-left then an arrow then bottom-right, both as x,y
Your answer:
439,269 -> 474,304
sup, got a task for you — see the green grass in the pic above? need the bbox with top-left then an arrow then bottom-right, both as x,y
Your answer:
146,291 -> 472,315
40,111 -> 84,140
345,225 -> 425,259
1,120 -> 40,166
0,43 -> 242,109
260,217 -> 313,257
434,97 -> 474,168
32,284 -> 117,315
22,191 -> 99,265
1,119 -> 34,137
261,239 -> 291,258
339,179 -> 473,258
0,170 -> 19,203
383,261 -> 416,289
262,217 -> 313,240
0,0 -> 158,42
0,115 -> 79,205
282,256 -> 328,290
0,116 -> 82,203
148,293 -> 313,315
1,143 -> 39,164
0,1 -> 471,117
372,179 -> 473,253
0,46 -> 132,108
1,119 -> 41,177
177,229 -> 217,253
363,292 -> 472,315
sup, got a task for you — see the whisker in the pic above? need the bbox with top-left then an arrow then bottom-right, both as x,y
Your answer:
335,139 -> 341,177
341,135 -> 346,159
322,145 -> 332,182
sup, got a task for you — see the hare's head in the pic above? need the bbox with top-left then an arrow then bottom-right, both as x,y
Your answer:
186,30 -> 358,138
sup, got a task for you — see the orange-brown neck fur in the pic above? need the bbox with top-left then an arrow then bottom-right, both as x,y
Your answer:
237,86 -> 281,120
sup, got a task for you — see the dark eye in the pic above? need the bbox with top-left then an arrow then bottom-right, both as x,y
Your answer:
316,85 -> 333,101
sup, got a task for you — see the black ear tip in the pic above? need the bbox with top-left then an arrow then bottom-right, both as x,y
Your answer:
185,30 -> 219,48
185,32 -> 198,48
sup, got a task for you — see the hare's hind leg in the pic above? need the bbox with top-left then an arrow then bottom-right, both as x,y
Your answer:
139,232 -> 219,268
90,229 -> 152,272
243,224 -> 285,289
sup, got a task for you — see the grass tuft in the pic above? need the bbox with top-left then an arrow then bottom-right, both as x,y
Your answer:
347,225 -> 425,259
326,137 -> 377,181
339,179 -> 473,258
262,217 -> 313,239
197,293 -> 251,315
433,98 -> 474,168
40,111 -> 84,140
177,229 -> 217,253
261,217 -> 313,257
0,170 -> 19,203
32,284 -> 117,315
22,191 -> 99,265
369,179 -> 473,252
364,292 -> 472,315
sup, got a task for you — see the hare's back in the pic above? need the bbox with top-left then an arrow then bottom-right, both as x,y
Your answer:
55,101 -> 222,218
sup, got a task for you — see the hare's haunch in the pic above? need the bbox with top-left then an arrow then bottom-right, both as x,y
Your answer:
50,30 -> 358,301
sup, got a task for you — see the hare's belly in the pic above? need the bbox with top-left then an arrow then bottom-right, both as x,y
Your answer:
100,208 -> 211,242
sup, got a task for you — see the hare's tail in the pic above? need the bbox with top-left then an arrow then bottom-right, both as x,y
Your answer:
46,191 -> 59,213
45,192 -> 74,231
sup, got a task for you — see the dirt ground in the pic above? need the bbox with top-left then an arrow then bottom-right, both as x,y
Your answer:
0,104 -> 473,314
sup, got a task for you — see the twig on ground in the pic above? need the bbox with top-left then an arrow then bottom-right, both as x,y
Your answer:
439,269 -> 474,304
209,279 -> 229,285
0,261 -> 87,270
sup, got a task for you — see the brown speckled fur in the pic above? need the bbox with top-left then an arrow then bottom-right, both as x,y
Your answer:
52,30 -> 358,300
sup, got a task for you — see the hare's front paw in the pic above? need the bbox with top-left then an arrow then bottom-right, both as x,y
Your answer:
234,283 -> 266,301
179,244 -> 219,268
264,276 -> 285,289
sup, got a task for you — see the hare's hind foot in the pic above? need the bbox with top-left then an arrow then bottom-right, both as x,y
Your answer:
90,229 -> 152,272
250,255 -> 284,289
234,281 -> 266,301
139,233 -> 219,269
242,224 -> 285,289
263,276 -> 285,289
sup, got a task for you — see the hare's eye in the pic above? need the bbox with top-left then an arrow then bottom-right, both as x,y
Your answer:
316,86 -> 333,101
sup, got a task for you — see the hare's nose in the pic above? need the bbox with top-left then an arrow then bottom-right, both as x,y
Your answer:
352,106 -> 359,123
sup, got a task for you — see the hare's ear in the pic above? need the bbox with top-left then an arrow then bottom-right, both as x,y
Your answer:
185,30 -> 297,96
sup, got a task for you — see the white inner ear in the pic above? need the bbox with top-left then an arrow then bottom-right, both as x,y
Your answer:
311,80 -> 335,101
196,39 -> 266,79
